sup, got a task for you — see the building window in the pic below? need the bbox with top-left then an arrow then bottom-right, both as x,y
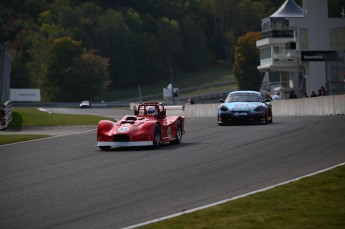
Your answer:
261,20 -> 270,32
269,72 -> 280,83
260,47 -> 272,65
281,72 -> 290,88
273,46 -> 280,54
330,27 -> 345,50
300,28 -> 308,50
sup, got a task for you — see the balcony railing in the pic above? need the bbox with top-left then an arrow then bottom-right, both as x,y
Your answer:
260,57 -> 298,67
261,30 -> 294,39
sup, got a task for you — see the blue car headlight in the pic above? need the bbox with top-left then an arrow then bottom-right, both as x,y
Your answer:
254,106 -> 265,112
220,105 -> 229,112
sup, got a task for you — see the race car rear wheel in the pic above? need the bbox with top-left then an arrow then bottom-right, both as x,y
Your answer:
171,120 -> 183,144
99,146 -> 111,151
153,124 -> 161,148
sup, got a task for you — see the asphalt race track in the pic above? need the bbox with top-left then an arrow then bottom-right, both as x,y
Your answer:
1,113 -> 345,229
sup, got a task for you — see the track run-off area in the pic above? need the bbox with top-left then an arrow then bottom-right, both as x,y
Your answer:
1,108 -> 345,229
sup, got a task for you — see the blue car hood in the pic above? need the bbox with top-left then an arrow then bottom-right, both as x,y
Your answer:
224,102 -> 263,111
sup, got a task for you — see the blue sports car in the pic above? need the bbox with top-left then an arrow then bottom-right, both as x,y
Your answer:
218,91 -> 273,125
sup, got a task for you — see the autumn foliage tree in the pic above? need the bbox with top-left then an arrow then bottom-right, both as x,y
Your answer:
233,32 -> 263,91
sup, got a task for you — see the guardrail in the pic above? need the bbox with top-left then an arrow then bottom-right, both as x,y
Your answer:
0,100 -> 12,130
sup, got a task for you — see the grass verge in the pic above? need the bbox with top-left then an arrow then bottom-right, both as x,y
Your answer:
9,107 -> 114,127
0,134 -> 51,145
140,164 -> 345,229
0,107 -> 115,145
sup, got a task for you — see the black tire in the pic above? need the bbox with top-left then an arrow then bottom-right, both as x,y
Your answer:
153,124 -> 161,148
99,146 -> 111,151
264,109 -> 269,124
269,109 -> 273,123
269,113 -> 273,123
217,115 -> 226,126
171,120 -> 183,144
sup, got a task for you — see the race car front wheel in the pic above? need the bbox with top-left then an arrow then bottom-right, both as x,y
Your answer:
171,120 -> 183,144
153,124 -> 161,148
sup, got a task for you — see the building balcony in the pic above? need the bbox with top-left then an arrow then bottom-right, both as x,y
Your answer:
258,57 -> 300,71
257,37 -> 295,47
261,30 -> 294,39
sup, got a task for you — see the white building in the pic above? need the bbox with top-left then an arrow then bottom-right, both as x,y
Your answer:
256,0 -> 345,98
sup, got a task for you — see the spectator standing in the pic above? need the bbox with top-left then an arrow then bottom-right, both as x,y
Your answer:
310,90 -> 317,97
186,98 -> 194,104
272,92 -> 282,100
320,86 -> 327,95
264,91 -> 272,101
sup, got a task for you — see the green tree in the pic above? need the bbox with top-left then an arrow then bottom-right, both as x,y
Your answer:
45,37 -> 109,101
201,0 -> 238,61
156,17 -> 183,74
233,32 -> 263,91
97,9 -> 136,87
132,32 -> 162,85
9,18 -> 39,88
180,18 -> 209,71
63,51 -> 110,101
45,37 -> 83,101
25,33 -> 51,97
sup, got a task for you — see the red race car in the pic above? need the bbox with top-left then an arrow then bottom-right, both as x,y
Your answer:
97,102 -> 185,150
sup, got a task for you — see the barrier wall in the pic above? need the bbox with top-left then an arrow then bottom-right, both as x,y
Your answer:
181,95 -> 345,117
13,95 -> 345,118
271,95 -> 345,116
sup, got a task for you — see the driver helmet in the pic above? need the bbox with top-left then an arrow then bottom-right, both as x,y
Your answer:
147,106 -> 156,116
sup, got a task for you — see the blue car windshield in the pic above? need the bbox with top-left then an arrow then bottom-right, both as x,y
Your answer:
225,94 -> 262,103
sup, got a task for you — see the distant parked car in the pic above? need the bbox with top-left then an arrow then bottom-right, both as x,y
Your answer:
218,90 -> 272,125
80,100 -> 91,108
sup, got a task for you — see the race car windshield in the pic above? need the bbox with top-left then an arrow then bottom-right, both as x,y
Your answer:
147,108 -> 155,114
225,94 -> 262,103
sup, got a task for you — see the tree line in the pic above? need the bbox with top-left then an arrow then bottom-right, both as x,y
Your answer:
1,0 -> 343,101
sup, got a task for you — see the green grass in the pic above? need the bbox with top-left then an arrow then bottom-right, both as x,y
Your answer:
9,107 -> 114,127
140,165 -> 345,229
0,134 -> 51,145
104,65 -> 235,100
0,107 -> 115,145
